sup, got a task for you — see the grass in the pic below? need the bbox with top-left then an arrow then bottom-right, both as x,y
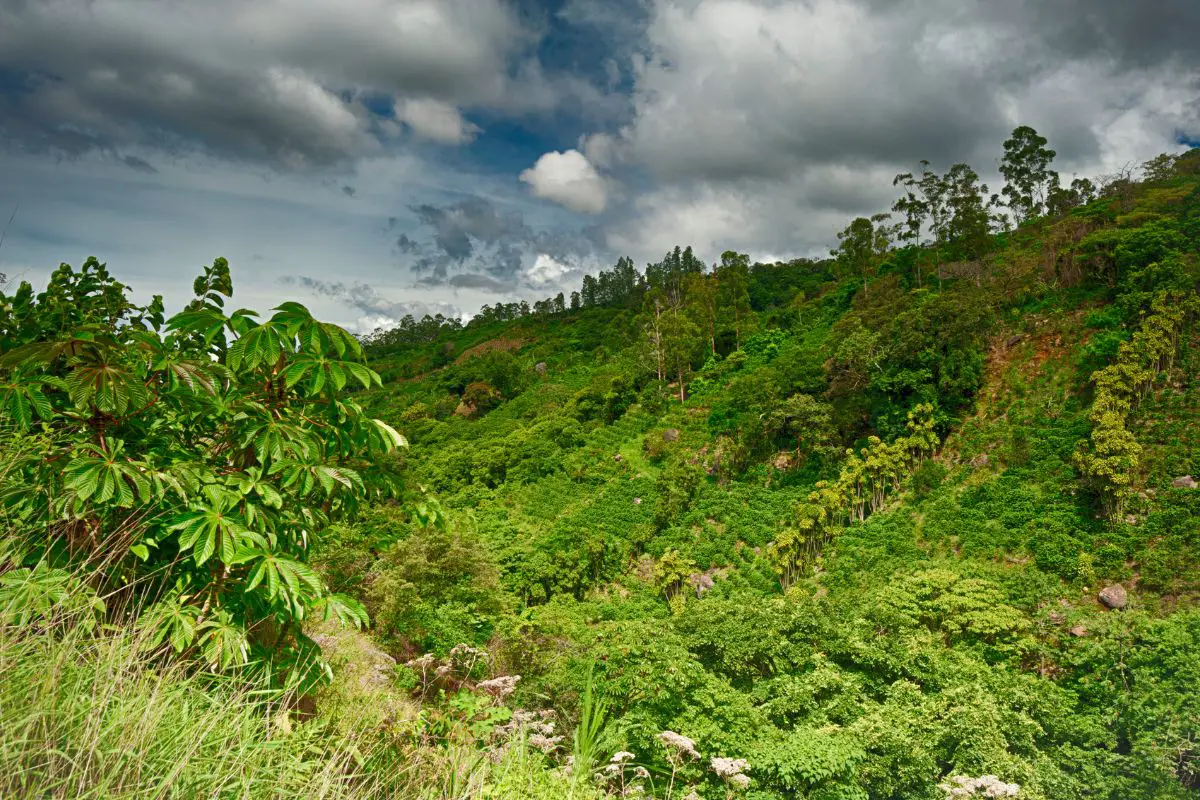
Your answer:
0,610 -> 605,799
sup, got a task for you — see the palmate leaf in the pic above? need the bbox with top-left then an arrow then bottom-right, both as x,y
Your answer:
0,562 -> 105,629
165,308 -> 228,344
227,322 -> 288,373
239,548 -> 323,610
63,444 -> 153,508
369,418 -> 409,452
0,380 -> 52,430
170,503 -> 260,566
312,593 -> 369,629
198,610 -> 250,670
64,358 -> 151,416
137,595 -> 201,654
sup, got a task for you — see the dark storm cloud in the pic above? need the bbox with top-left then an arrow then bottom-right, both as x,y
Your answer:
595,0 -> 1200,264
1,0 -> 1195,316
0,0 -> 584,167
119,155 -> 157,174
281,275 -> 461,321
398,195 -> 602,290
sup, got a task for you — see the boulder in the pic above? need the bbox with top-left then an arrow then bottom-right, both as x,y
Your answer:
1172,475 -> 1197,489
1098,584 -> 1128,610
534,361 -> 548,376
688,572 -> 715,597
1005,334 -> 1026,348
662,428 -> 681,442
1069,625 -> 1089,637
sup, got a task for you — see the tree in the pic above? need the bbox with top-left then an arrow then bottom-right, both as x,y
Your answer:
659,310 -> 703,402
0,257 -> 406,673
998,125 -> 1059,225
766,393 -> 836,466
944,163 -> 993,263
893,161 -> 947,286
716,251 -> 753,350
1141,153 -> 1179,183
1046,177 -> 1097,216
682,272 -> 718,354
833,216 -> 895,298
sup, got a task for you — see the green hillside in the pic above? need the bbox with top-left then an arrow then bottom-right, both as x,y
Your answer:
2,143 -> 1199,799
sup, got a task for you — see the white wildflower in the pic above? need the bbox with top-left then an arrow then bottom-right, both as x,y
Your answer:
657,730 -> 699,759
404,653 -> 436,669
611,751 -> 637,764
710,756 -> 750,778
528,733 -> 562,753
476,675 -> 520,699
938,774 -> 1020,798
729,773 -> 751,790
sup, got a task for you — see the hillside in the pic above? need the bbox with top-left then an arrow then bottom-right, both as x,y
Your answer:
344,148 -> 1200,799
2,145 -> 1199,799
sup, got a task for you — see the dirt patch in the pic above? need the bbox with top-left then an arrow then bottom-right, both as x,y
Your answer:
455,337 -> 524,363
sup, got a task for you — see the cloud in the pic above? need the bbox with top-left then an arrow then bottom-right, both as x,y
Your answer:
395,195 -> 604,291
525,253 -> 573,286
121,155 -> 158,174
0,0 -> 547,166
282,276 -> 462,329
395,98 -> 481,145
519,149 -> 609,213
577,0 -> 1200,266
445,273 -> 515,292
3,0 -> 1197,327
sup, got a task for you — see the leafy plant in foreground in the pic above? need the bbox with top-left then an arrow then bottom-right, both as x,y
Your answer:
0,257 -> 406,671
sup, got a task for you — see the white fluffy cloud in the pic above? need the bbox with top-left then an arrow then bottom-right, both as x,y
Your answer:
525,253 -> 573,286
519,150 -> 609,214
394,98 -> 480,145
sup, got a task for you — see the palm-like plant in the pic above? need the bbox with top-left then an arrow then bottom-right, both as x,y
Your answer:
0,256 -> 406,676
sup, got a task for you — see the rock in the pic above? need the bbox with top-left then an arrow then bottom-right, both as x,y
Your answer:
613,453 -> 622,462
969,453 -> 990,468
1098,584 -> 1128,610
311,628 -> 398,693
1172,475 -> 1197,489
1005,334 -> 1026,348
662,428 -> 681,442
1048,611 -> 1065,625
534,361 -> 548,376
453,401 -> 476,418
633,497 -> 642,505
688,573 -> 715,597
1069,625 -> 1089,637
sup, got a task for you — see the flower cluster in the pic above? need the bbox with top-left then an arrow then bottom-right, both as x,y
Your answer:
938,774 -> 1021,798
657,730 -> 700,761
711,756 -> 751,791
507,709 -> 562,753
403,643 -> 494,697
599,749 -> 650,797
476,674 -> 521,700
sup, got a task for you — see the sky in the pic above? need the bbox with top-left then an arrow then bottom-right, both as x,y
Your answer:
0,0 -> 1197,331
